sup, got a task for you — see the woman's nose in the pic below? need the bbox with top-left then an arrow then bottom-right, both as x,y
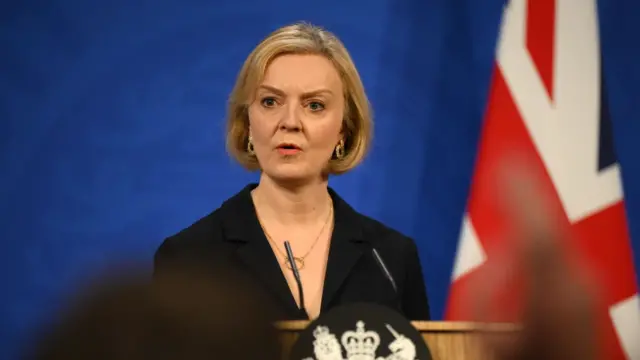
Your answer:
279,103 -> 302,131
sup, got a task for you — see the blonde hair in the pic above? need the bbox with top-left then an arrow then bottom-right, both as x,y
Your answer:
225,22 -> 373,174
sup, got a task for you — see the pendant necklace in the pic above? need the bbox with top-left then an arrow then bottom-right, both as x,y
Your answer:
259,200 -> 333,271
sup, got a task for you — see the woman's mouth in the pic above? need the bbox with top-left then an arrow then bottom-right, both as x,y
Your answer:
276,144 -> 301,156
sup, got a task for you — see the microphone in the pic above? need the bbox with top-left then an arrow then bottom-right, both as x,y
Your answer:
284,241 -> 307,315
372,248 -> 400,309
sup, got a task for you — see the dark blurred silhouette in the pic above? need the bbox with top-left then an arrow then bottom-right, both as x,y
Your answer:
27,262 -> 281,360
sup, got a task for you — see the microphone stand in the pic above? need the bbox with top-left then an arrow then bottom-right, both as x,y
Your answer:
284,241 -> 307,317
372,248 -> 401,311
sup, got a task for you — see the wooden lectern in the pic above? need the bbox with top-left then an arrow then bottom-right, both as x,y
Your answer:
276,321 -> 516,360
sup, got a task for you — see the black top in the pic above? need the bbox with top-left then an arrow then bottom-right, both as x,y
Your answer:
154,184 -> 431,320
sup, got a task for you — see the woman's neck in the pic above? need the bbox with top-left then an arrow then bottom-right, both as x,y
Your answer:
252,175 -> 331,226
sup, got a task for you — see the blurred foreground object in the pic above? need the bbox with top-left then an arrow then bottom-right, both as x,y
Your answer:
471,158 -> 601,360
28,263 -> 281,360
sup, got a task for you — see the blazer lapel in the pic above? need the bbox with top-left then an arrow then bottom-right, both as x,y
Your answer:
321,188 -> 368,310
219,185 -> 302,317
234,237 -> 303,315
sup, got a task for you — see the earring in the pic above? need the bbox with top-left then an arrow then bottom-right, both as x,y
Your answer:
247,135 -> 255,156
335,139 -> 345,159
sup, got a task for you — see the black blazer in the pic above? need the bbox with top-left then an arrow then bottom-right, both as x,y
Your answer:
154,184 -> 431,321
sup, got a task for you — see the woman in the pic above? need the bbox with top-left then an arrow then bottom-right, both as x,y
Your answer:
154,22 -> 430,321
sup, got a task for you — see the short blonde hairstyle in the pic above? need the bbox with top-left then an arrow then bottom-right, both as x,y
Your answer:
225,22 -> 373,174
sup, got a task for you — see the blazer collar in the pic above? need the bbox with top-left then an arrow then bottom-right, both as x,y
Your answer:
218,184 -> 369,317
220,184 -> 365,243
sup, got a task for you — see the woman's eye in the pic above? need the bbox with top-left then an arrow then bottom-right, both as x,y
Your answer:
308,101 -> 325,112
261,97 -> 277,107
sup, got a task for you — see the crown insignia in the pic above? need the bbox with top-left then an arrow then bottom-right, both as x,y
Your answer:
312,326 -> 343,360
341,321 -> 381,360
306,321 -> 416,360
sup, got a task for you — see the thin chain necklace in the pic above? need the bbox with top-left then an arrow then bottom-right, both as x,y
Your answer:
257,200 -> 333,271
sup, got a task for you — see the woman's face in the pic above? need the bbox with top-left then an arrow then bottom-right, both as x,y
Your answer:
247,54 -> 345,184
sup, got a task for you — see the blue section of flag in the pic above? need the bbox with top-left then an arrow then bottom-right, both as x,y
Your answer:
598,0 -> 640,282
598,61 -> 617,172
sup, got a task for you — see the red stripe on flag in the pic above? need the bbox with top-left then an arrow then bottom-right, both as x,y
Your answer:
573,202 -> 638,305
526,0 -> 556,100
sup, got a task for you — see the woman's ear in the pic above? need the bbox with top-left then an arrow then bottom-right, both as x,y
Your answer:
338,127 -> 345,143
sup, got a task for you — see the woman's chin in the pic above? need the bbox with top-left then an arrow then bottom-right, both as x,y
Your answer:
263,166 -> 318,185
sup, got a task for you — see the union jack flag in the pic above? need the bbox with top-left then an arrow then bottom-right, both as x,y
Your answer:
445,0 -> 640,358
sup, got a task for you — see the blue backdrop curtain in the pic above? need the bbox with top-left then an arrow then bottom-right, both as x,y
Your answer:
1,0 -> 638,358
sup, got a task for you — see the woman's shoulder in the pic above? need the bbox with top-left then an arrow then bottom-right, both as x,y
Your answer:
156,184 -> 256,255
154,207 -> 223,268
330,188 -> 417,254
356,212 -> 417,251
